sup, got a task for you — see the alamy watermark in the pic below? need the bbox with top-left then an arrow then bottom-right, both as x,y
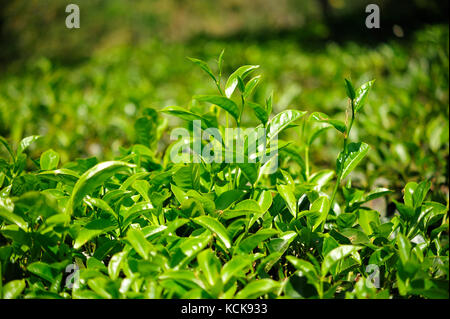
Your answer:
65,263 -> 80,289
364,264 -> 381,288
65,4 -> 80,29
64,4 -> 381,33
365,4 -> 380,29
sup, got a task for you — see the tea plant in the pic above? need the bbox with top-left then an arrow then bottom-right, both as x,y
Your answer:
0,52 -> 448,299
1,26 -> 448,196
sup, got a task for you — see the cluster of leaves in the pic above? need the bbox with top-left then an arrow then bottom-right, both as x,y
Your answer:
1,26 -> 448,200
0,52 -> 448,299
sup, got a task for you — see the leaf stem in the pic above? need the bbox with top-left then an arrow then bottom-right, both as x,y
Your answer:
305,145 -> 310,180
330,99 -> 355,215
216,81 -> 224,96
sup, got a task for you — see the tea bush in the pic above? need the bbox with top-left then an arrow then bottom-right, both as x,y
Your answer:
1,26 -> 448,203
0,44 -> 448,298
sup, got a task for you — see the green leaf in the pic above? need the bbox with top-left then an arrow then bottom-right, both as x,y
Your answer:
348,187 -> 391,209
355,80 -> 375,112
126,228 -> 154,260
322,236 -> 340,257
338,142 -> 370,179
280,145 -> 306,174
194,95 -> 240,122
233,199 -> 262,214
120,171 -> 150,190
276,184 -> 297,218
17,135 -> 41,157
84,197 -> 117,219
237,76 -> 245,93
0,136 -> 14,160
197,250 -> 221,288
225,65 -> 259,98
280,169 -> 295,188
87,257 -> 108,273
266,231 -> 297,269
222,199 -> 261,220
122,202 -> 154,230
396,233 -> 411,264
188,57 -> 217,82
141,225 -> 167,239
74,219 -> 117,249
165,218 -> 189,238
257,190 -> 273,213
27,262 -> 58,284
215,189 -> 247,210
221,256 -> 252,285
217,49 -> 225,75
248,193 -> 272,229
159,270 -> 205,290
339,228 -> 370,245
193,216 -> 231,249
393,200 -> 416,221
404,182 -> 417,207
321,245 -> 362,275
132,179 -> 151,202
286,256 -> 319,281
235,279 -> 279,299
265,93 -> 273,115
237,162 -> 259,185
2,279 -> 26,299
311,112 -> 346,133
344,79 -> 356,100
412,180 -> 431,209
311,196 -> 331,231
38,168 -> 80,184
336,213 -> 357,229
108,251 -> 127,280
160,106 -> 211,127
244,75 -> 261,98
267,110 -> 307,141
172,164 -> 200,190
0,197 -> 28,230
237,228 -> 278,253
179,234 -> 211,261
358,210 -> 380,235
134,116 -> 156,148
68,161 -> 135,215
171,183 -> 188,204
247,102 -> 268,125
87,277 -> 118,299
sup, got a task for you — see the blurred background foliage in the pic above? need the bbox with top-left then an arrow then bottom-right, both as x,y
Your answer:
0,0 -> 448,63
0,0 -> 448,205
